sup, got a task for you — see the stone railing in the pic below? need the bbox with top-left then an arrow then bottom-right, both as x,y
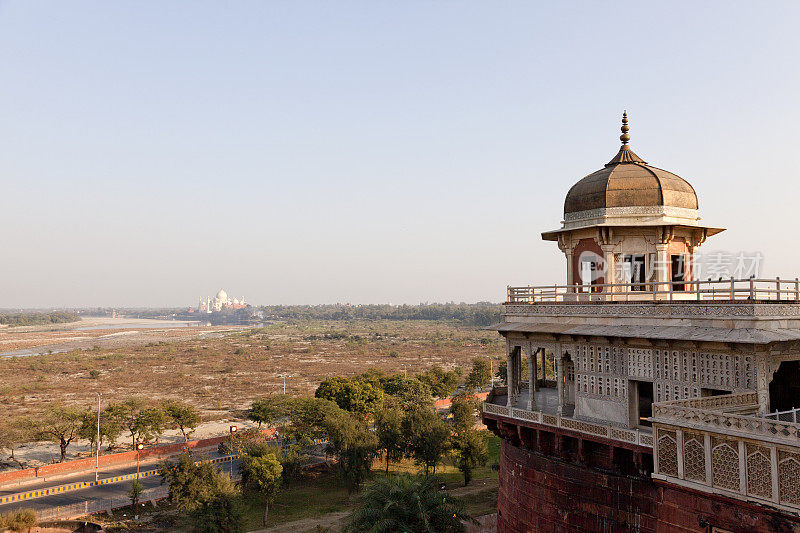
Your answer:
507,277 -> 800,304
652,393 -> 800,445
653,393 -> 800,514
482,401 -> 653,448
654,391 -> 759,413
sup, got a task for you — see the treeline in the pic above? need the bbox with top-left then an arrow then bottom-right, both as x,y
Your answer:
0,398 -> 201,464
258,302 -> 502,327
0,311 -> 80,327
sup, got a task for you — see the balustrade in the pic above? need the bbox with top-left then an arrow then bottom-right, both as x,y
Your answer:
507,277 -> 800,304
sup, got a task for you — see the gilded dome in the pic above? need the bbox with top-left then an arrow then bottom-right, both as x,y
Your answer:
563,114 -> 698,216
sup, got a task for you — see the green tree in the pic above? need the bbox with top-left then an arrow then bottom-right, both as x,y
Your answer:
108,398 -> 166,447
283,397 -> 339,444
128,479 -> 142,512
163,399 -> 201,442
0,417 -> 34,466
161,452 -> 235,512
78,408 -> 122,453
450,429 -> 488,486
450,395 -> 479,433
324,409 -> 378,492
416,365 -> 460,398
315,377 -> 383,416
241,452 -> 283,526
246,395 -> 289,428
38,405 -> 85,462
189,494 -> 245,533
378,375 -> 433,410
374,407 -> 404,474
345,474 -> 471,533
402,406 -> 451,474
464,358 -> 491,390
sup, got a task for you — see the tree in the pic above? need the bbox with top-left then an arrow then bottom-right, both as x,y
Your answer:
38,405 -> 85,462
0,417 -> 34,467
107,398 -> 166,447
450,429 -> 488,486
402,406 -> 451,474
128,479 -> 143,512
78,408 -> 122,453
283,397 -> 339,444
374,407 -> 404,474
163,399 -> 201,442
189,494 -> 245,533
378,375 -> 433,410
246,395 -> 289,428
464,358 -> 491,390
346,474 -> 472,533
450,395 -> 479,433
241,452 -> 283,525
315,377 -> 383,416
416,365 -> 460,398
324,408 -> 378,492
161,452 -> 235,512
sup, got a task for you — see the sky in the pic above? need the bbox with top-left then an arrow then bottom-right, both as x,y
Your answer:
2,2 -> 800,308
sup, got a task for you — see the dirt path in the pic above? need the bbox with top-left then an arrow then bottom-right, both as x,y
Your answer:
251,511 -> 350,533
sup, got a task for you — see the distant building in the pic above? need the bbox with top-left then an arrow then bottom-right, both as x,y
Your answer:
197,289 -> 247,313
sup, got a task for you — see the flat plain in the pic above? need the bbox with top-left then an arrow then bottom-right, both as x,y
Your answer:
0,319 -> 504,421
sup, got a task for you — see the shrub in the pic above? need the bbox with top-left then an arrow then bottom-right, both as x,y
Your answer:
0,509 -> 37,532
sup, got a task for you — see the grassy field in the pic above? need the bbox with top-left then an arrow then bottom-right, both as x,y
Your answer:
0,320 -> 503,422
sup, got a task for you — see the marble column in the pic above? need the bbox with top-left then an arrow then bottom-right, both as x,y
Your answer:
655,243 -> 669,296
600,245 -> 616,297
506,345 -> 515,408
556,346 -> 565,416
756,357 -> 772,415
527,345 -> 537,411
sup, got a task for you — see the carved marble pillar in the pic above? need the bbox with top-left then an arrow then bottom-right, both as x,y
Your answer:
506,345 -> 516,408
756,356 -> 773,415
600,244 -> 616,292
556,346 -> 565,416
565,250 -> 575,288
527,345 -> 537,411
655,243 -> 669,296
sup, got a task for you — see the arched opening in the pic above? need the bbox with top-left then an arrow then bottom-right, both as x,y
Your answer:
769,360 -> 800,413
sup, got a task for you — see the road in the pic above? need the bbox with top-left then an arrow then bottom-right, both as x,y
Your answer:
0,456 -> 242,514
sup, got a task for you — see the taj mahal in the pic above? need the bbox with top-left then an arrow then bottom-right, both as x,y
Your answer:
197,289 -> 247,313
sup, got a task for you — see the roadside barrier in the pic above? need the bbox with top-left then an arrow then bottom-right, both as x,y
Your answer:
1,439 -> 330,506
0,455 -> 237,505
36,486 -> 171,521
0,428 -> 277,487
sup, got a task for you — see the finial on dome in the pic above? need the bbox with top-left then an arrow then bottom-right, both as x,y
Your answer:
620,111 -> 630,145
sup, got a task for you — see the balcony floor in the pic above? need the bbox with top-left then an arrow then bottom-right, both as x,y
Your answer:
488,387 -> 653,437
489,387 -> 576,418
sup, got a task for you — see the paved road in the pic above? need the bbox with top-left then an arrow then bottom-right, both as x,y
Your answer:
0,457 -> 241,514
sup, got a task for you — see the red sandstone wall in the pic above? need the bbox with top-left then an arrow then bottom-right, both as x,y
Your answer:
572,238 -> 604,286
497,439 -> 800,533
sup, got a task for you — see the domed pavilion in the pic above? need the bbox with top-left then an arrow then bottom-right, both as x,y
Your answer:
542,112 -> 723,291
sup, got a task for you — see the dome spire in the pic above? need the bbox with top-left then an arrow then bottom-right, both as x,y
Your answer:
620,111 -> 630,145
606,110 -> 644,166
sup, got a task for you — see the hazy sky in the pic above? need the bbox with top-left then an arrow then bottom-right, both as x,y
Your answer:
2,2 -> 800,308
